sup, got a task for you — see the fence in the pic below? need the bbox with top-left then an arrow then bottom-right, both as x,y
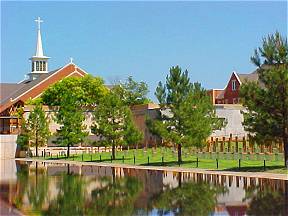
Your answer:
205,134 -> 284,154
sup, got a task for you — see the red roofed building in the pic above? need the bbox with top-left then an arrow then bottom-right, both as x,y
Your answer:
209,70 -> 261,105
0,17 -> 87,134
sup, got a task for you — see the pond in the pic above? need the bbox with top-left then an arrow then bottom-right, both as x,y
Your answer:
0,160 -> 287,216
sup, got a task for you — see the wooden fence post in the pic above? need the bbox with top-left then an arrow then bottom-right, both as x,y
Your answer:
235,136 -> 238,153
243,137 -> 246,153
215,138 -> 218,152
269,145 -> 273,153
260,144 -> 264,153
207,141 -> 210,152
228,137 -> 231,153
221,137 -> 225,152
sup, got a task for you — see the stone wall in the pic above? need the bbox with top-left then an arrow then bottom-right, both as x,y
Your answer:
0,135 -> 17,159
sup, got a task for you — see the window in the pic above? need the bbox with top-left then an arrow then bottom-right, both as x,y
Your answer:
231,80 -> 237,91
36,61 -> 39,71
40,61 -> 43,71
32,62 -> 34,71
43,62 -> 46,71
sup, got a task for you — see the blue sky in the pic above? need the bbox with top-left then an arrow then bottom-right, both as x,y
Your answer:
1,1 -> 287,101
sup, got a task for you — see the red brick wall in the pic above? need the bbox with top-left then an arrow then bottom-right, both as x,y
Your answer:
223,73 -> 241,104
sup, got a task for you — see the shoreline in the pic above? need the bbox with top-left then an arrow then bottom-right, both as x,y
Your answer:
15,158 -> 288,180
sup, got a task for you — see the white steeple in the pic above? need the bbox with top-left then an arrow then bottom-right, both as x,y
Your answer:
28,17 -> 50,81
35,17 -> 44,57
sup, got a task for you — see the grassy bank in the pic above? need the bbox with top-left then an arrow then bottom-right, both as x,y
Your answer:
38,148 -> 287,174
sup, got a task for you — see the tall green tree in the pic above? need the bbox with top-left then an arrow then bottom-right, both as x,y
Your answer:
113,76 -> 151,105
240,32 -> 288,167
26,103 -> 50,157
91,89 -> 143,159
151,66 -> 225,163
42,75 -> 108,157
54,96 -> 88,157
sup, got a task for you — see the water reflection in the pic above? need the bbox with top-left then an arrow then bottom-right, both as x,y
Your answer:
0,161 -> 287,216
152,174 -> 226,215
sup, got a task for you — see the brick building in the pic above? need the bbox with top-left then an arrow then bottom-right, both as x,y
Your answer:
209,70 -> 261,104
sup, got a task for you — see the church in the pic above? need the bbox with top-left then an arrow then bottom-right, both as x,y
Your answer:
0,17 -> 160,150
0,17 -> 92,134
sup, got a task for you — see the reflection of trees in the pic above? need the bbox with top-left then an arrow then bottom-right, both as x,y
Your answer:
87,175 -> 143,216
152,175 -> 226,216
245,184 -> 287,216
43,174 -> 87,216
25,162 -> 49,213
27,173 -> 49,212
13,163 -> 29,209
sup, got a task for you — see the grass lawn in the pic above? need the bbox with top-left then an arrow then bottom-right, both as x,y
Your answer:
40,148 -> 287,174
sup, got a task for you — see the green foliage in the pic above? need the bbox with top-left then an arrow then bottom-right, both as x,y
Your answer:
16,133 -> 29,150
88,175 -> 143,216
150,66 -> 225,162
240,32 -> 288,166
16,107 -> 29,151
91,90 -> 143,159
153,179 -> 226,216
42,75 -> 108,107
25,97 -> 43,105
41,75 -> 108,156
113,76 -> 151,105
26,104 -> 50,156
244,185 -> 287,215
53,95 -> 88,156
44,174 -> 87,216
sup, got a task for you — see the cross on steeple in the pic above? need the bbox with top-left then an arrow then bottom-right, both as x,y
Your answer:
28,16 -> 50,81
35,17 -> 43,30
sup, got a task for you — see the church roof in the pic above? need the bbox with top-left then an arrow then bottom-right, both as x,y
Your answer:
0,68 -> 59,106
0,83 -> 25,102
0,63 -> 88,114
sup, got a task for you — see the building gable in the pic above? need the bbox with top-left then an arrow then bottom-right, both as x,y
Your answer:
0,63 -> 87,113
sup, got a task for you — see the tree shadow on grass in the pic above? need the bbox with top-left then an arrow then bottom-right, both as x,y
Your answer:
89,157 -> 134,163
139,160 -> 197,167
219,165 -> 286,172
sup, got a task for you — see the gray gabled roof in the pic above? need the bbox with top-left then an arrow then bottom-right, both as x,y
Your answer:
0,68 -> 60,105
236,69 -> 265,88
237,71 -> 259,83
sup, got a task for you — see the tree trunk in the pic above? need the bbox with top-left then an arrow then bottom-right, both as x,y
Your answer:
284,136 -> 288,168
112,142 -> 115,160
178,143 -> 182,163
178,172 -> 182,187
67,144 -> 70,158
36,130 -> 38,157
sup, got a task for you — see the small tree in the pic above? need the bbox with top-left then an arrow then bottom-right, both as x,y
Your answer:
16,107 -> 29,152
151,66 -> 225,163
240,32 -> 288,167
26,104 -> 50,157
91,90 -> 143,159
54,96 -> 88,157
